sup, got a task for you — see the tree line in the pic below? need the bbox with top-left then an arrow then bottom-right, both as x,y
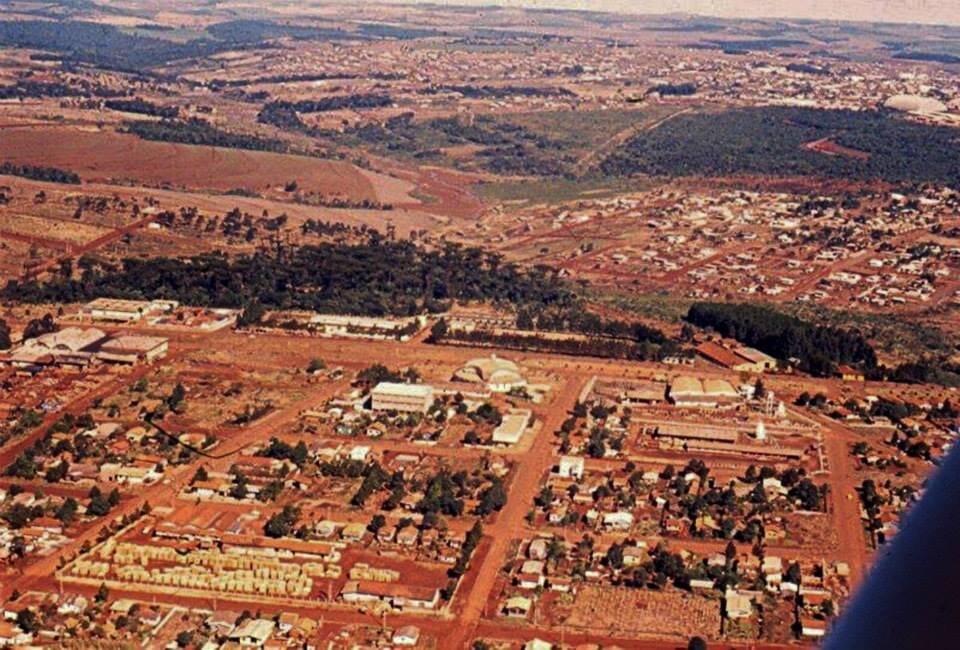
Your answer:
0,163 -> 80,184
122,118 -> 290,154
105,98 -> 179,118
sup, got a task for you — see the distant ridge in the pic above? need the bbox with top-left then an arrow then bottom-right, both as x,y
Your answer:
389,0 -> 960,27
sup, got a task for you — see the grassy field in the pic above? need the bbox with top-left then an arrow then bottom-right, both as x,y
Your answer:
780,303 -> 958,364
595,289 -> 694,324
475,175 -> 658,205
496,107 -> 680,156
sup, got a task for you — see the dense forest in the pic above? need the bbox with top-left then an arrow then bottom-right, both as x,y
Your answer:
104,98 -> 178,118
0,19 -> 364,72
601,107 -> 960,185
686,302 -> 877,377
2,239 -> 578,318
0,163 -> 81,184
891,51 -> 960,64
0,20 -> 232,71
786,63 -> 830,75
650,82 -> 698,96
264,94 -> 393,114
122,119 -> 290,154
257,94 -> 394,133
0,79 -> 126,99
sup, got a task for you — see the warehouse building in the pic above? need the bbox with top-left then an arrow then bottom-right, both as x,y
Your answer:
668,376 -> 739,408
83,298 -> 175,323
95,335 -> 169,364
492,409 -> 533,445
696,341 -> 777,373
5,327 -> 107,368
370,382 -> 434,413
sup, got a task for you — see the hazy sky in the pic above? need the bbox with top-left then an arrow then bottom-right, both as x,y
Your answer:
399,0 -> 960,26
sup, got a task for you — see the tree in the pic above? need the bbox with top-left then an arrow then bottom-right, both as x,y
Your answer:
264,505 -> 299,538
167,383 -> 186,410
22,313 -> 55,341
786,561 -> 802,585
292,441 -> 309,466
192,466 -> 209,483
535,485 -> 555,510
368,514 -> 386,534
477,479 -> 507,515
45,460 -> 69,483
8,536 -> 26,558
753,378 -> 765,400
428,318 -> 448,342
258,480 -> 283,502
605,543 -> 625,570
307,358 -> 326,373
688,637 -> 708,650
87,491 -> 111,517
55,497 -> 79,525
229,472 -> 249,500
6,454 -> 38,480
95,582 -> 109,603
724,541 -> 737,561
357,363 -> 402,386
0,318 -> 11,350
176,631 -> 193,648
16,609 -> 40,634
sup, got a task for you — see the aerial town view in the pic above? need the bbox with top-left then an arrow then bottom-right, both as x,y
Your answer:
0,0 -> 957,648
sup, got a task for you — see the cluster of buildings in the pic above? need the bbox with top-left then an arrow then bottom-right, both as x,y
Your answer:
695,341 -> 778,373
482,186 -> 959,315
497,532 -> 847,642
260,310 -> 425,341
3,327 -> 168,370
0,490 -> 72,565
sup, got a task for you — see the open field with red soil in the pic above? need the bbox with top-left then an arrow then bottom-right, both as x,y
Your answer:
0,125 -> 414,202
0,174 -> 444,280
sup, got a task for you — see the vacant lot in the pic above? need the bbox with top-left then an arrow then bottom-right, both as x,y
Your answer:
565,585 -> 722,638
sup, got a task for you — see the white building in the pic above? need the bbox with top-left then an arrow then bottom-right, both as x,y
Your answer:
370,382 -> 434,413
492,409 -> 532,445
557,456 -> 584,480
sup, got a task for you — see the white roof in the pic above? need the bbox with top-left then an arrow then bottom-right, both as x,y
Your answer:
603,511 -> 634,525
31,327 -> 106,352
671,376 -> 703,396
371,382 -> 433,397
885,93 -> 947,114
230,618 -> 275,642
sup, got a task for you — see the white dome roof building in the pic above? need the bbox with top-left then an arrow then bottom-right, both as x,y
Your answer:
453,354 -> 527,393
